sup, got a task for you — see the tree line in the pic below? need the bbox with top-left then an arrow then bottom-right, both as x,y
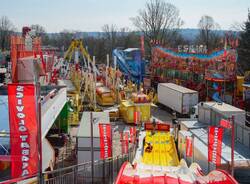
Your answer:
0,0 -> 249,71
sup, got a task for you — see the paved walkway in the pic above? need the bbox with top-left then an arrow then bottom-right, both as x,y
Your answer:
151,105 -> 173,122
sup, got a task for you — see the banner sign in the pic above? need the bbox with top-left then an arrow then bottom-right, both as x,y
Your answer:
134,111 -> 140,124
99,123 -> 112,159
156,46 -> 227,60
208,126 -> 224,166
129,127 -> 136,143
120,132 -> 126,154
178,45 -> 207,54
120,131 -> 129,154
120,132 -> 124,154
8,84 -> 38,178
124,132 -> 129,154
186,137 -> 193,157
144,123 -> 170,132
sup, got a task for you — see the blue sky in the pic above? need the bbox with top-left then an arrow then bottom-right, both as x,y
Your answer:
0,0 -> 249,32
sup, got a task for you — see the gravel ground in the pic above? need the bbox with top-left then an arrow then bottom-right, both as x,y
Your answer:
151,104 -> 173,122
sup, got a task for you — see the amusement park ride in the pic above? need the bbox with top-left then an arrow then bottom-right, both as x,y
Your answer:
62,38 -> 149,122
115,122 -> 238,184
1,25 -> 249,184
151,44 -> 238,105
113,48 -> 146,84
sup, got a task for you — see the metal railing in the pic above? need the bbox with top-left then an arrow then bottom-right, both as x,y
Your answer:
42,146 -> 136,184
0,143 -> 136,184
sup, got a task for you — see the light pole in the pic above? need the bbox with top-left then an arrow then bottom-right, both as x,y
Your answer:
36,82 -> 43,184
231,115 -> 235,177
90,112 -> 94,183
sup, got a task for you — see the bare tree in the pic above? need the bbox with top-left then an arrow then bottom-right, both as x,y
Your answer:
131,0 -> 183,50
117,27 -> 140,49
0,16 -> 15,50
30,24 -> 46,36
84,35 -> 106,63
197,15 -> 222,51
102,24 -> 141,56
102,24 -> 118,54
58,30 -> 75,50
238,10 -> 250,72
30,24 -> 51,45
230,21 -> 244,32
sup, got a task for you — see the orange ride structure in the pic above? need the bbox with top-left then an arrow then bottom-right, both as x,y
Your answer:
11,27 -> 43,82
10,27 -> 56,85
150,46 -> 237,104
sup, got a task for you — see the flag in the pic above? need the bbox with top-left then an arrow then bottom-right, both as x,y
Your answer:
124,132 -> 129,154
8,84 -> 38,178
208,126 -> 224,166
186,136 -> 193,157
99,123 -> 112,159
134,111 -> 140,124
120,132 -> 125,154
220,119 -> 232,129
130,127 -> 136,143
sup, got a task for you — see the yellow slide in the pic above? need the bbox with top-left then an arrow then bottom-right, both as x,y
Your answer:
142,131 -> 179,166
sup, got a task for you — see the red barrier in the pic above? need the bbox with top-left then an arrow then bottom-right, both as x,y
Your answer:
115,162 -> 128,184
144,122 -> 170,132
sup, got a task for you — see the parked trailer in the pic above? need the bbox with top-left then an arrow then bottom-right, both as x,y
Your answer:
197,101 -> 249,148
157,83 -> 198,115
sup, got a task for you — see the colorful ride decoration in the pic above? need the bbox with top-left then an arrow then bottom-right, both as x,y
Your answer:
115,161 -> 238,184
10,27 -> 57,86
115,121 -> 238,184
119,92 -> 151,124
95,65 -> 123,106
151,46 -> 237,103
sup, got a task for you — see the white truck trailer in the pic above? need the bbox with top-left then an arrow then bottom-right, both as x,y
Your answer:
157,83 -> 198,115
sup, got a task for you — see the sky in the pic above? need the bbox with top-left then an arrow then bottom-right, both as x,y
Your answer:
0,0 -> 249,32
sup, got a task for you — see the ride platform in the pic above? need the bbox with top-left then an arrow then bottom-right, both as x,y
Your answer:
142,131 -> 179,166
